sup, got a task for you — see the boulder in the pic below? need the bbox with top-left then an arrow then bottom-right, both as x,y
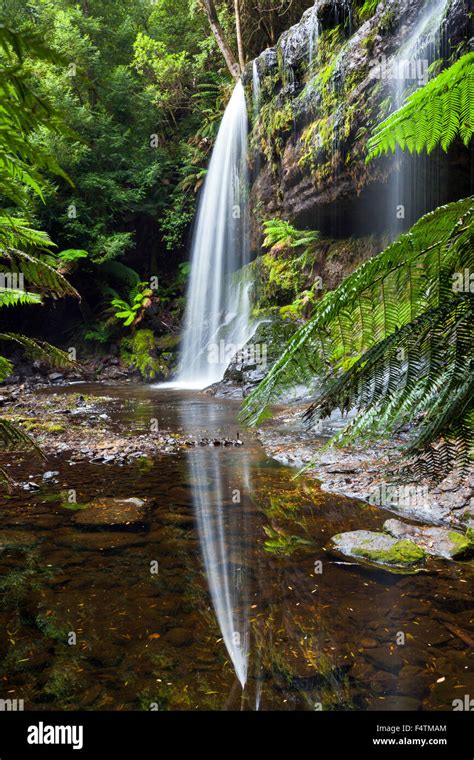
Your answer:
331,530 -> 426,568
383,519 -> 474,560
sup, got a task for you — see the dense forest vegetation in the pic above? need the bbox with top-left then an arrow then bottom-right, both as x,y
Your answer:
0,0 -> 472,477
0,0 -> 473,721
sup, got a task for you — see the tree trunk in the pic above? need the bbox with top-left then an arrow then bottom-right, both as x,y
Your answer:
234,0 -> 246,72
200,0 -> 240,80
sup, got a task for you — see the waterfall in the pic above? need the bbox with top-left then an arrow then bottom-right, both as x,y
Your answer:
176,81 -> 253,390
387,0 -> 448,236
308,6 -> 320,64
252,60 -> 261,117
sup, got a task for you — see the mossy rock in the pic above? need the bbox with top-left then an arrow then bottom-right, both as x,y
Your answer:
331,530 -> 426,570
156,333 -> 181,351
384,519 -> 474,560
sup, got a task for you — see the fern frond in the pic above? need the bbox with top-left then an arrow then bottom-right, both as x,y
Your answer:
367,54 -> 474,160
0,417 -> 42,455
242,200 -> 474,476
98,260 -> 141,286
0,249 -> 80,299
242,199 -> 473,426
0,333 -> 76,369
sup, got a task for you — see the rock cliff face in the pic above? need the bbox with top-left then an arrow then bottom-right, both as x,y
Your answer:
245,0 -> 471,253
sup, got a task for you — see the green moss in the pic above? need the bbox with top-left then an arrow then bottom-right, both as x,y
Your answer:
46,423 -> 66,433
357,0 -> 380,23
155,333 -> 181,351
19,419 -> 65,433
355,539 -> 426,566
256,99 -> 294,168
120,329 -> 169,381
448,530 -> 474,557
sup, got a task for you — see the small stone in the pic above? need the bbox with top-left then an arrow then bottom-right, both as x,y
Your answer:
162,627 -> 192,647
23,482 -> 40,491
360,637 -> 378,649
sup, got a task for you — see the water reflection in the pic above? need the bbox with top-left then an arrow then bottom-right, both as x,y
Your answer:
181,401 -> 251,688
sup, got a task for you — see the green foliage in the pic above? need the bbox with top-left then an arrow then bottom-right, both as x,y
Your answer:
255,100 -> 294,168
0,23 -> 71,206
57,249 -> 88,263
0,23 -> 78,462
357,0 -> 380,23
368,54 -> 474,159
262,219 -> 319,251
256,219 -> 321,314
120,329 -> 168,381
82,322 -> 112,345
242,200 -> 474,478
0,333 -> 74,369
111,282 -> 154,328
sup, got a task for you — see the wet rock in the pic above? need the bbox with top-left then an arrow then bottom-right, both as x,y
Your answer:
162,627 -> 192,647
384,519 -> 474,560
55,531 -> 148,552
363,645 -> 403,673
370,670 -> 398,695
48,373 -> 64,383
23,482 -> 41,492
330,530 -> 426,569
349,658 -> 375,682
42,471 -> 60,482
425,673 -> 474,710
397,665 -> 430,699
317,0 -> 353,31
72,497 -> 149,530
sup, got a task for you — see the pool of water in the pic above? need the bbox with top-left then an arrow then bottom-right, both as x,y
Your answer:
0,384 -> 472,711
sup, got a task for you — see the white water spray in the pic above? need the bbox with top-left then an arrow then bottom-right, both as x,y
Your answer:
252,60 -> 261,117
176,81 -> 253,390
387,0 -> 448,236
308,5 -> 320,64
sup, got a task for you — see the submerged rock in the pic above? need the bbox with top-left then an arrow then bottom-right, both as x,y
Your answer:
383,519 -> 474,560
331,530 -> 426,569
72,497 -> 149,530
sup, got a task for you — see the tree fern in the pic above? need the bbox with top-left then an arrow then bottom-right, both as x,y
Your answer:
0,25 -> 78,460
241,199 -> 474,477
262,219 -> 319,250
0,23 -> 72,204
367,53 -> 474,159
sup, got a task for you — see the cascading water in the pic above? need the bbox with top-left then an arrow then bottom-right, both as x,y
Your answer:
386,0 -> 448,236
252,60 -> 261,117
176,81 -> 253,390
308,5 -> 320,64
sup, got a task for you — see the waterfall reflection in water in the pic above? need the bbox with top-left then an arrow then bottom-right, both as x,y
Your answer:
183,402 -> 251,689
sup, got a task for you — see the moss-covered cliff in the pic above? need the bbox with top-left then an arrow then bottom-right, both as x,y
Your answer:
245,0 -> 471,254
